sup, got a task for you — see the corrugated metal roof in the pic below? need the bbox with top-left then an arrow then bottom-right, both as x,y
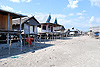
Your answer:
54,18 -> 58,24
90,26 -> 100,32
40,23 -> 62,27
54,26 -> 65,31
46,14 -> 51,23
23,16 -> 40,26
13,16 -> 40,26
12,17 -> 28,24
0,9 -> 27,19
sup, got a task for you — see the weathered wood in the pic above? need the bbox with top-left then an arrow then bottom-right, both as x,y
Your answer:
7,13 -> 10,46
39,34 -> 41,46
33,37 -> 35,50
9,39 -> 11,54
0,14 -> 12,30
20,17 -> 22,52
50,37 -> 51,44
44,35 -> 46,44
28,34 -> 30,48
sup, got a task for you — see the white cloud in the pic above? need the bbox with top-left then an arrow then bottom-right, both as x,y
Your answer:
77,13 -> 83,15
33,12 -> 92,31
33,12 -> 67,23
88,16 -> 100,27
0,5 -> 14,12
9,0 -> 31,3
26,0 -> 31,2
67,0 -> 79,9
89,16 -> 95,23
78,16 -> 85,19
9,0 -> 19,3
90,0 -> 100,7
0,5 -> 27,16
95,17 -> 100,23
52,14 -> 67,19
69,13 -> 74,16
82,10 -> 86,12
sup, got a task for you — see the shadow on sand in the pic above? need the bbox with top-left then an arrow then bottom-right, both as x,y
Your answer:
0,37 -> 73,59
0,42 -> 54,59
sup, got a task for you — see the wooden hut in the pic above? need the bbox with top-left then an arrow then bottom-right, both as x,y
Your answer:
69,27 -> 81,36
13,16 -> 40,35
12,16 -> 40,49
0,9 -> 27,52
37,15 -> 64,39
89,26 -> 100,38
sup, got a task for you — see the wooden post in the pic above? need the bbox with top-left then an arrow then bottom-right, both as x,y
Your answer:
66,33 -> 67,38
44,35 -> 46,44
9,39 -> 11,54
24,34 -> 26,46
60,33 -> 62,39
20,17 -> 22,52
62,33 -> 63,39
56,33 -> 57,39
99,27 -> 100,40
52,34 -> 53,43
50,36 -> 52,44
7,13 -> 10,54
7,13 -> 10,46
47,24 -> 49,39
39,34 -> 41,46
28,34 -> 30,48
33,37 -> 35,50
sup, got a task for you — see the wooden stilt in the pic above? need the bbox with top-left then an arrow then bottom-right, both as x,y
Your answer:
9,39 -> 11,54
52,34 -> 53,43
23,34 -> 25,46
56,34 -> 57,39
44,35 -> 46,44
60,34 -> 61,39
33,37 -> 35,50
20,17 -> 22,52
39,34 -> 41,46
50,36 -> 51,44
62,34 -> 63,39
7,13 -> 10,54
28,34 -> 30,49
66,33 -> 67,38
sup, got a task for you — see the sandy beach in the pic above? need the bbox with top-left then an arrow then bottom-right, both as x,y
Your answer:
0,36 -> 100,67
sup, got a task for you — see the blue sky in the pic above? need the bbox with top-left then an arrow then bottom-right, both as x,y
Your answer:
0,0 -> 100,31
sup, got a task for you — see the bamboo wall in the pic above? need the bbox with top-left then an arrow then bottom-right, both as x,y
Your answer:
0,14 -> 12,30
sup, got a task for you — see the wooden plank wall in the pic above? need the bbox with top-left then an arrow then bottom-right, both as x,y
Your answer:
0,14 -> 12,30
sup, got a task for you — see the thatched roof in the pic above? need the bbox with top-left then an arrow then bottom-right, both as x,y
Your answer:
12,17 -> 28,25
90,26 -> 100,32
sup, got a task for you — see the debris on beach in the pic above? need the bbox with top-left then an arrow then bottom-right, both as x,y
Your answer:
23,51 -> 27,53
34,61 -> 39,63
32,50 -> 35,53
45,49 -> 46,51
11,56 -> 18,58
50,64 -> 56,67
49,57 -> 52,59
